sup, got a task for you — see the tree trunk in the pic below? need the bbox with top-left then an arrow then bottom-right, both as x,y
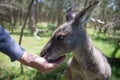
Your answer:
57,0 -> 63,27
35,0 -> 39,24
19,0 -> 34,74
29,3 -> 36,33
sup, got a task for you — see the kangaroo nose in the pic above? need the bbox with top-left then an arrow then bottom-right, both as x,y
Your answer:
40,50 -> 47,57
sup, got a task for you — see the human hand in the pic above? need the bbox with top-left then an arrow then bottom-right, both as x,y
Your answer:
0,26 -> 24,61
33,56 -> 65,73
18,52 -> 65,73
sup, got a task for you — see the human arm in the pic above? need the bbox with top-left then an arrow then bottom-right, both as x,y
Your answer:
0,26 -> 64,73
0,26 -> 24,61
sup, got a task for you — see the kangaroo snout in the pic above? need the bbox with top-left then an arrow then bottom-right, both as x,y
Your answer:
40,50 -> 66,63
40,50 -> 47,57
40,50 -> 51,62
40,49 -> 51,60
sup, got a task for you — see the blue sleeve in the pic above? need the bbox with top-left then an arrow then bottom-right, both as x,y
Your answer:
0,26 -> 25,62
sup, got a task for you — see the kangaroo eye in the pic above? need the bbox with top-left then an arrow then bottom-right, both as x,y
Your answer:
56,35 -> 65,41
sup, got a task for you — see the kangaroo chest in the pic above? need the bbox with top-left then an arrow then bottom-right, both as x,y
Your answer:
66,56 -> 100,80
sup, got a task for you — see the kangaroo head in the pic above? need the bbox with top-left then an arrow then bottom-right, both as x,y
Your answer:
40,2 -> 99,63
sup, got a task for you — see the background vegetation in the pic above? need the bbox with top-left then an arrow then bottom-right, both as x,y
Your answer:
0,0 -> 120,80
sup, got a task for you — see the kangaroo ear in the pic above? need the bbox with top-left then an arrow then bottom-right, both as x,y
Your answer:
66,7 -> 73,22
66,7 -> 76,22
74,1 -> 99,25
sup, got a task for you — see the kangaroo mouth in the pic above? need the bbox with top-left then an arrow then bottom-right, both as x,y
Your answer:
48,55 -> 66,63
40,51 -> 66,63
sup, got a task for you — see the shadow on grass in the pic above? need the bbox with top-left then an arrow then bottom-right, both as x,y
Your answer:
10,30 -> 33,37
109,61 -> 120,80
89,33 -> 120,45
39,23 -> 57,37
10,24 -> 56,37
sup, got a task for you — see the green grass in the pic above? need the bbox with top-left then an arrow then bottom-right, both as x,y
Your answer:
0,23 -> 120,80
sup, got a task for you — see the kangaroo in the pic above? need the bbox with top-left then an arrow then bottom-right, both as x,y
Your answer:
40,1 -> 111,80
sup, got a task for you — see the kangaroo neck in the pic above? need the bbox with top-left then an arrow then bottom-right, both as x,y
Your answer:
73,33 -> 96,68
